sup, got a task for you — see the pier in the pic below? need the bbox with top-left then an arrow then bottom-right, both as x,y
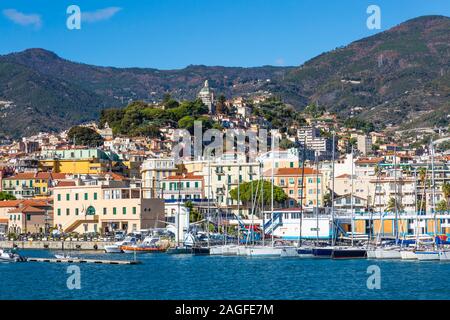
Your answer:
25,257 -> 141,265
0,240 -> 114,251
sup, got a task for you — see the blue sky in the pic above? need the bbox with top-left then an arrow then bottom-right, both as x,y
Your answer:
0,0 -> 448,69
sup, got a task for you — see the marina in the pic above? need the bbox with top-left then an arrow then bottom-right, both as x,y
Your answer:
2,249 -> 450,300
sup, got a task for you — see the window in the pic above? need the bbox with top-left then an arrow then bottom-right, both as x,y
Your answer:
75,208 -> 79,216
66,194 -> 70,201
289,178 -> 295,185
113,208 -> 117,215
195,182 -> 199,188
84,193 -> 88,200
103,208 -> 107,215
123,207 -> 127,215
57,209 -> 61,216
133,207 -> 137,215
57,194 -> 61,201
94,193 -> 98,200
186,182 -> 190,188
308,178 -> 313,183
66,208 -> 70,216
290,162 -> 294,168
75,193 -> 79,201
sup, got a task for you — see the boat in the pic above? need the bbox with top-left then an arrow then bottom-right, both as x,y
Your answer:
121,236 -> 166,253
222,245 -> 239,256
332,247 -> 367,259
312,247 -> 334,258
192,246 -> 210,255
374,247 -> 401,259
415,250 -> 440,261
439,251 -> 450,261
166,247 -> 193,254
280,247 -> 299,257
104,236 -> 137,253
400,250 -> 417,260
366,248 -> 378,259
245,246 -> 282,257
209,246 -> 224,255
297,247 -> 315,258
0,249 -> 25,262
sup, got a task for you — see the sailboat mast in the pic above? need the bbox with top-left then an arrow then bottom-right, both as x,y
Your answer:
207,158 -> 211,248
315,151 -> 319,246
331,133 -> 336,246
431,141 -> 437,249
261,160 -> 265,246
351,146 -> 354,247
271,131 -> 275,247
394,146 -> 399,244
298,138 -> 306,248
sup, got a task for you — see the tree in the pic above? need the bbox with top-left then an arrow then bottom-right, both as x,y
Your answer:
0,192 -> 16,200
68,126 -> 104,147
215,94 -> 228,114
442,182 -> 450,206
229,180 -> 288,206
436,200 -> 449,213
279,138 -> 295,150
386,197 -> 403,213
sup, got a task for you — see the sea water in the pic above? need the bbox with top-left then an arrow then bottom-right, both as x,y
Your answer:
1,249 -> 450,300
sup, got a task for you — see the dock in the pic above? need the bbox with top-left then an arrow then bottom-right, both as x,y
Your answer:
25,257 -> 141,265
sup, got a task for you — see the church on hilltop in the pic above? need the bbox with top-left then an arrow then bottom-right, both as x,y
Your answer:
197,80 -> 215,114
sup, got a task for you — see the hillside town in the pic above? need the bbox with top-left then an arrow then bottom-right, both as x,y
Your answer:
0,80 -> 449,244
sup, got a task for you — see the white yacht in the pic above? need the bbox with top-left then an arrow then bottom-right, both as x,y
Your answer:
439,251 -> 450,261
415,250 -> 440,261
0,249 -> 24,262
104,236 -> 137,253
374,247 -> 402,259
244,246 -> 282,257
400,250 -> 417,260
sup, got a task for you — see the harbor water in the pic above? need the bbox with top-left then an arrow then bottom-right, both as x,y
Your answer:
2,249 -> 450,300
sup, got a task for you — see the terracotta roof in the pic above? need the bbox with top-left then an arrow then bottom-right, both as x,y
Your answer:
0,218 -> 8,223
8,206 -> 46,214
264,167 -> 318,176
56,181 -> 76,187
335,174 -> 351,179
355,158 -> 383,164
0,200 -> 22,208
166,173 -> 203,181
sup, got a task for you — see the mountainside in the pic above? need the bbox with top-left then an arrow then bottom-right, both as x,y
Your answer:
0,50 -> 291,138
0,15 -> 448,138
275,15 -> 450,128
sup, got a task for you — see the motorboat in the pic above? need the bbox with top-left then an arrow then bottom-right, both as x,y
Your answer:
104,236 -> 137,253
121,236 -> 166,253
366,248 -> 377,259
0,249 -> 25,262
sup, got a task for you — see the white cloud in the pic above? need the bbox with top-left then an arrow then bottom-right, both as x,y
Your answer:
82,7 -> 122,23
3,9 -> 42,28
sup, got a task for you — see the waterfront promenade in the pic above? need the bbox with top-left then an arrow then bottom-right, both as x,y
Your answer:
0,240 -> 114,251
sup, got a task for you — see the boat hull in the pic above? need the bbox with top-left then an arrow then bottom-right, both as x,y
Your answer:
312,247 -> 333,258
246,247 -> 282,257
366,249 -> 377,259
121,246 -> 165,253
193,247 -> 210,255
375,249 -> 401,259
400,251 -> 417,260
416,251 -> 440,261
332,249 -> 367,259
166,247 -> 193,254
297,248 -> 314,258
280,247 -> 298,257
439,251 -> 450,261
104,245 -> 123,253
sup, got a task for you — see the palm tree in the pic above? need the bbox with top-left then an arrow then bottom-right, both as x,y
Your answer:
418,167 -> 427,214
442,182 -> 450,207
386,197 -> 404,214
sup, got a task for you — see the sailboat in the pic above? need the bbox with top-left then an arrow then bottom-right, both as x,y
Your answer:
416,141 -> 440,261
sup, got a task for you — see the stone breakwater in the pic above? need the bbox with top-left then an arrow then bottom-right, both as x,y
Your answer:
0,240 -> 115,251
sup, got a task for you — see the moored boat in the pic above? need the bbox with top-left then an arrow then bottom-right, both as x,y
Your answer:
332,247 -> 367,259
297,247 -> 314,258
104,236 -> 137,253
415,251 -> 440,261
280,247 -> 298,257
400,250 -> 417,260
439,251 -> 450,261
375,247 -> 401,259
245,246 -> 282,257
312,247 -> 333,258
0,249 -> 25,262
